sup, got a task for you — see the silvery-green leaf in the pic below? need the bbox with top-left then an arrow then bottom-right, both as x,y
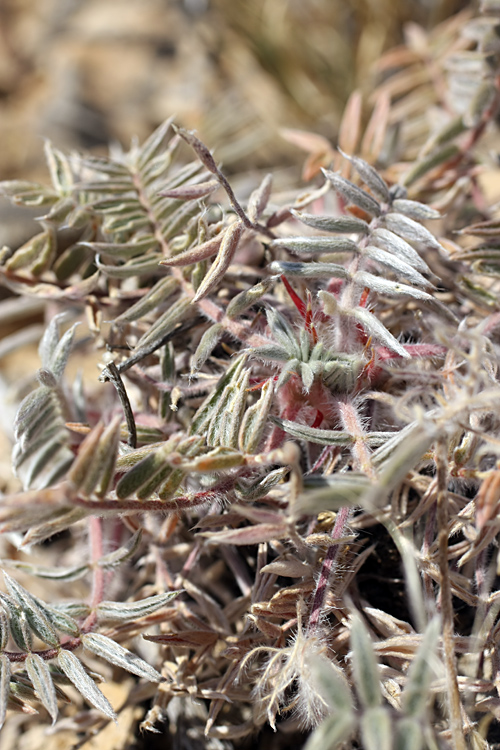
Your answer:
192,220 -> 244,302
95,254 -> 161,278
57,649 -> 116,720
384,213 -> 443,251
307,653 -> 353,712
402,616 -> 440,717
296,473 -> 372,514
268,260 -> 350,278
465,79 -> 496,127
46,323 -> 77,380
98,530 -> 143,569
80,236 -> 158,260
291,209 -> 370,234
35,600 -> 81,637
322,168 -> 382,216
300,362 -> 315,391
2,559 -> 89,582
249,344 -> 291,362
354,271 -> 434,301
360,706 -> 393,750
223,370 -> 250,449
190,354 -> 247,435
159,179 -> 219,200
0,180 -> 57,208
350,306 -> 410,358
38,315 -> 63,373
271,417 -> 395,446
137,116 -> 175,167
370,228 -> 431,273
395,717 -> 424,750
392,199 -> 440,221
25,653 -> 58,723
363,246 -> 431,288
270,236 -> 358,255
23,439 -> 71,490
3,573 -> 59,647
21,508 -> 87,547
226,276 -> 276,318
0,594 -> 32,651
0,654 -> 11,729
402,144 -> 460,188
96,591 -> 181,623
44,141 -> 73,195
113,277 -> 179,326
14,387 -> 53,438
247,173 -> 272,222
366,423 -> 435,508
338,149 -> 391,203
350,614 -> 381,708
134,297 -> 192,350
239,378 -> 274,454
266,307 -> 301,358
0,605 -> 9,651
191,323 -> 224,374
115,448 -> 167,500
82,633 -> 163,682
235,467 -> 288,500
53,601 -> 91,620
82,416 -> 121,499
304,712 -> 355,750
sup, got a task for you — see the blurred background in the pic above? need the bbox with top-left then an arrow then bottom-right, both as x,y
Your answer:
0,0 -> 470,177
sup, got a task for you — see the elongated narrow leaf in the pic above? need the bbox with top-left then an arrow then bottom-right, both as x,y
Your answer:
296,473 -> 372,514
226,276 -> 276,318
191,323 -> 224,374
270,236 -> 359,255
395,717 -> 424,750
402,616 -> 440,717
159,179 -> 219,200
269,260 -> 350,279
291,209 -> 370,234
360,706 -> 393,750
159,234 -> 222,267
350,614 -> 381,708
0,604 -> 9,651
25,653 -> 58,724
307,653 -> 353,712
271,417 -> 394,447
322,168 -> 382,216
2,559 -> 89,582
338,149 -> 391,203
247,173 -> 273,221
192,221 -> 244,302
57,649 -> 116,720
82,633 -> 163,682
98,530 -> 143,569
363,246 -> 432,288
304,712 -> 355,750
350,307 -> 410,358
96,591 -> 181,623
0,654 -> 11,729
384,213 -> 443,251
370,228 -> 431,273
4,574 -> 59,647
392,199 -> 440,221
353,271 -> 434,301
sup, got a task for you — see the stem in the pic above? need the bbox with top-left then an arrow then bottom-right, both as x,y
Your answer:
435,439 -> 467,750
82,516 -> 105,632
307,505 -> 351,634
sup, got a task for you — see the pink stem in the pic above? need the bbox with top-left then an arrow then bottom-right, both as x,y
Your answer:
82,516 -> 105,632
307,505 -> 351,634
